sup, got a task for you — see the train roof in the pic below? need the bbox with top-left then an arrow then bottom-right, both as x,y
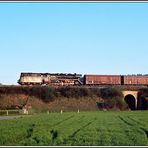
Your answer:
20,72 -> 82,77
84,74 -> 148,77
84,74 -> 120,76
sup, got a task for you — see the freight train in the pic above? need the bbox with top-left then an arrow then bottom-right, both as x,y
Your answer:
18,73 -> 148,86
84,74 -> 148,86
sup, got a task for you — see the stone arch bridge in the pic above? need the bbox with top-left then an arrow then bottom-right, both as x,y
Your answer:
122,91 -> 138,110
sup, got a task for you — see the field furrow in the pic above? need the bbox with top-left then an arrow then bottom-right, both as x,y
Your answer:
0,111 -> 148,146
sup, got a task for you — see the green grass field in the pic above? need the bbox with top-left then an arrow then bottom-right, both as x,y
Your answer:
0,111 -> 148,146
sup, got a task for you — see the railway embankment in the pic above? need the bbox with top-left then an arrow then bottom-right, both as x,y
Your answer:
0,86 -> 147,112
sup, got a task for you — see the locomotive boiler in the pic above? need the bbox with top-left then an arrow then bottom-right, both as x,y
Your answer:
18,72 -> 82,86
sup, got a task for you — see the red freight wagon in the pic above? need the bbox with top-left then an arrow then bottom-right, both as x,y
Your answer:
124,75 -> 148,85
84,75 -> 121,85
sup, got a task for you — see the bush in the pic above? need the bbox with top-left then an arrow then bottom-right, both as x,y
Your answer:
59,87 -> 82,98
59,87 -> 101,98
96,87 -> 127,110
138,88 -> 148,110
100,87 -> 123,99
40,86 -> 56,102
139,88 -> 148,97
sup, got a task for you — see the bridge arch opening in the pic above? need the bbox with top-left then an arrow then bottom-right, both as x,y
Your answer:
137,97 -> 148,110
124,94 -> 136,110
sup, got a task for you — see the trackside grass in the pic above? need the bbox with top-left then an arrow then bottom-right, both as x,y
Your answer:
0,111 -> 148,146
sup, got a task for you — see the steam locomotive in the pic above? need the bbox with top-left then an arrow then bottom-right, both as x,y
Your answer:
18,72 -> 148,86
18,73 -> 83,86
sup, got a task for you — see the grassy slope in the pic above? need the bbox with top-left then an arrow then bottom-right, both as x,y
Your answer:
0,86 -> 127,111
0,111 -> 148,146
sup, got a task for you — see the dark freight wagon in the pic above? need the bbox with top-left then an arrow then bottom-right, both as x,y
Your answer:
84,75 -> 121,85
124,75 -> 148,85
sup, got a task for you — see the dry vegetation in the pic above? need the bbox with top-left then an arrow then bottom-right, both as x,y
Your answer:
0,85 -> 134,112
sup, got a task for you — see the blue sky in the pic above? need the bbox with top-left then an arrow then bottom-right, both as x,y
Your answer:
0,3 -> 148,84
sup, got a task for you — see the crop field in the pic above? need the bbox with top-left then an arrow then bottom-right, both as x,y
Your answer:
0,111 -> 148,146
